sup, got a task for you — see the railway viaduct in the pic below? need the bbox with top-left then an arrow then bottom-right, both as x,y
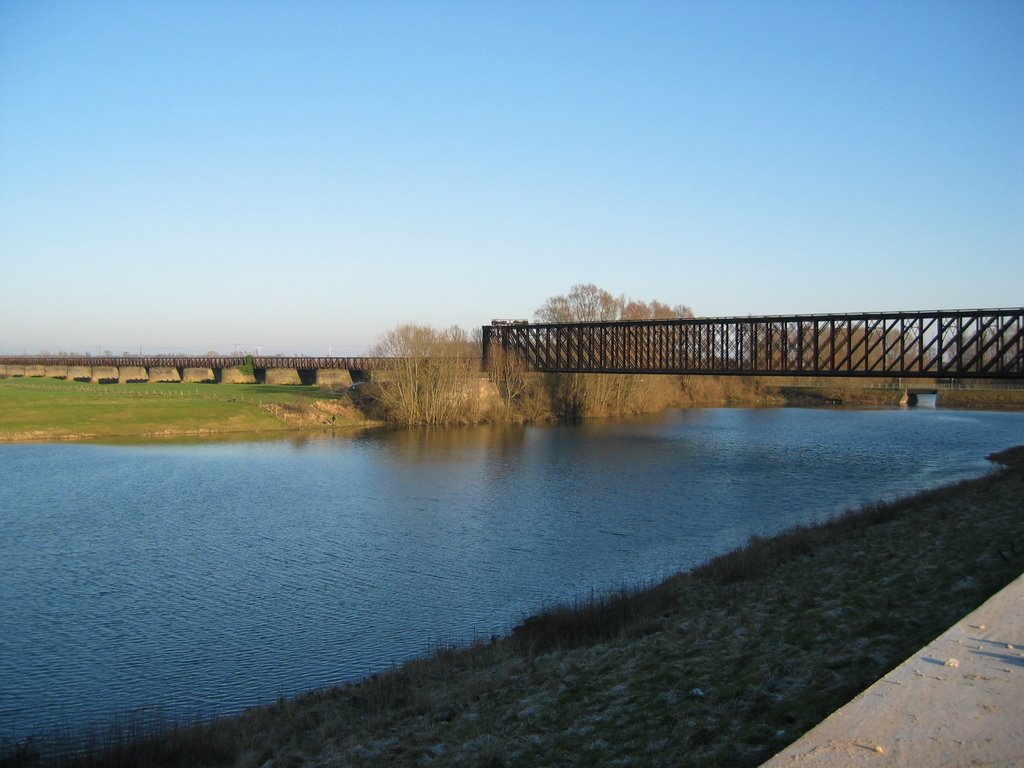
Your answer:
0,356 -> 390,386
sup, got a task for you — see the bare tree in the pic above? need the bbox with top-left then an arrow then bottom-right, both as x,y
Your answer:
536,283 -> 620,323
533,284 -> 694,420
370,324 -> 481,425
486,343 -> 550,420
537,284 -> 693,324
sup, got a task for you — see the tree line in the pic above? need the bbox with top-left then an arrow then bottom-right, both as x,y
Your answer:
351,284 -> 766,426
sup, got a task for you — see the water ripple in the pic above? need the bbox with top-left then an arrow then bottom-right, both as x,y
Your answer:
2,408 -> 1022,741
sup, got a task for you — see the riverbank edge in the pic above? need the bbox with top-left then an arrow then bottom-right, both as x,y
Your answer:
3,376 -> 1022,442
5,447 -> 1023,767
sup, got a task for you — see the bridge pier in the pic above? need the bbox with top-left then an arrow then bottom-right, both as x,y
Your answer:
44,365 -> 68,379
67,365 -> 92,381
218,366 -> 257,384
91,366 -> 119,384
900,389 -> 939,407
314,369 -> 354,387
118,366 -> 149,384
264,368 -> 303,385
181,367 -> 216,383
149,366 -> 182,383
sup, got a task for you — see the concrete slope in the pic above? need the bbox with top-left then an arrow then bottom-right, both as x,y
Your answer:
762,572 -> 1024,768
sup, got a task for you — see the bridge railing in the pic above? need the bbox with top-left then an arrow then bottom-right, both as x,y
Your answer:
483,308 -> 1024,379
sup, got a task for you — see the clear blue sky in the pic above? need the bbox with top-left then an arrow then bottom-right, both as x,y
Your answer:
2,0 -> 1021,355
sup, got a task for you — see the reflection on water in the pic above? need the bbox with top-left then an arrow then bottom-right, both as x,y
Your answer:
1,406 -> 1022,741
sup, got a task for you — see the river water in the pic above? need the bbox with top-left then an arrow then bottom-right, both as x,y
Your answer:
1,406 -> 1022,743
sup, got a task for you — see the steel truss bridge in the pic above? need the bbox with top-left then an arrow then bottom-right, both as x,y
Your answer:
482,308 -> 1024,380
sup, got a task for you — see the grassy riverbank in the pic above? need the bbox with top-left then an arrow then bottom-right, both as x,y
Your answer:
3,376 -> 1021,440
5,448 -> 1023,768
0,378 -> 377,441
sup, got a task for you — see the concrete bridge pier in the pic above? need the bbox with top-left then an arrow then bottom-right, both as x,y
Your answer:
181,367 -> 217,383
91,366 -> 120,383
900,389 -> 939,407
2,364 -> 41,377
264,368 -> 303,385
68,366 -> 92,381
44,365 -> 69,379
218,366 -> 257,384
149,367 -> 182,383
118,366 -> 149,384
314,369 -> 354,388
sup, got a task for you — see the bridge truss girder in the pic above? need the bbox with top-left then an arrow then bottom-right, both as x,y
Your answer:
483,309 -> 1024,379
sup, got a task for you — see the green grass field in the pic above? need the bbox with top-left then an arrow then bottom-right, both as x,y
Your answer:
0,377 -> 343,441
